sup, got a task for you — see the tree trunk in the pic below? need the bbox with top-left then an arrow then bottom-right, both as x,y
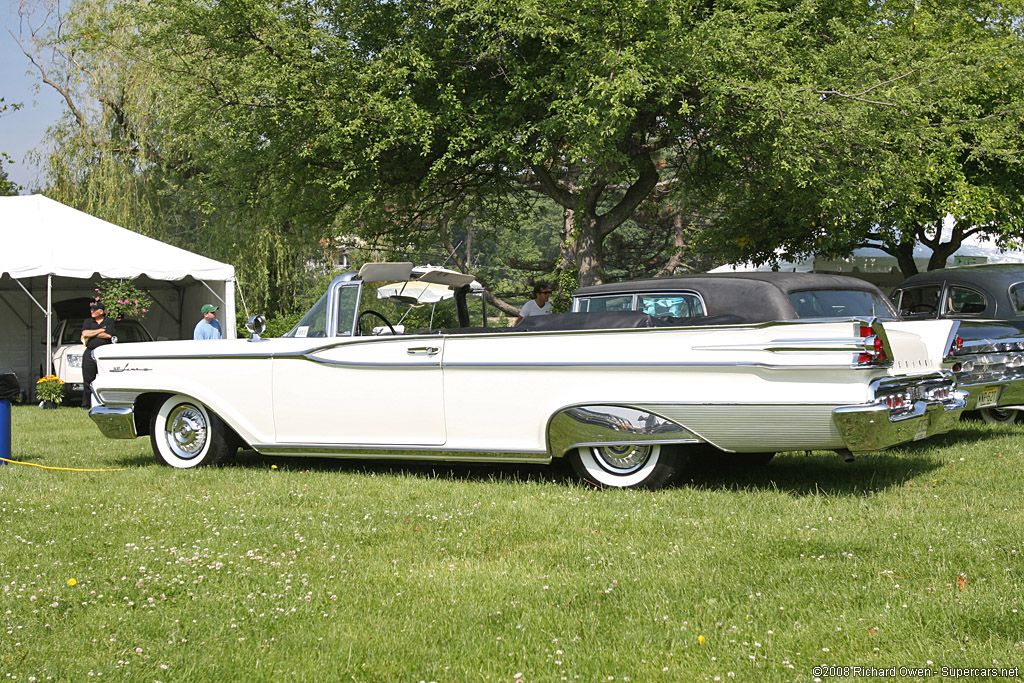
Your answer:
656,212 -> 692,277
575,213 -> 604,287
893,241 -> 919,278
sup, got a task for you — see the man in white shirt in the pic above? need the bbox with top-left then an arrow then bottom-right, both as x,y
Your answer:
515,282 -> 552,325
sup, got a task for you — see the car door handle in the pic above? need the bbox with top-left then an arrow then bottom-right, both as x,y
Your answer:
407,346 -> 440,356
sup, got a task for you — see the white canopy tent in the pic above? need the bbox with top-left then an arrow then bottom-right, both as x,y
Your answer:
710,230 -> 1024,290
0,194 -> 236,397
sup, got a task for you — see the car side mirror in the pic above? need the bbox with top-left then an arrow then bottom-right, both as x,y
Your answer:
246,314 -> 267,342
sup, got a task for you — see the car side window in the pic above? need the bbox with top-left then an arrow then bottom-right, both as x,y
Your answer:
1009,283 -> 1024,314
895,286 -> 942,316
946,286 -> 987,316
636,294 -> 706,318
118,324 -> 139,343
577,295 -> 634,313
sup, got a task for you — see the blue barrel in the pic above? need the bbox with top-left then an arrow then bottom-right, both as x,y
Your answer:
0,399 -> 10,464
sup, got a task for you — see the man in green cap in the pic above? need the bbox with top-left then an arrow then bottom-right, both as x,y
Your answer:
194,303 -> 223,340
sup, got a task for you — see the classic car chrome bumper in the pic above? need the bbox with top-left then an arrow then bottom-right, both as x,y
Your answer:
832,390 -> 967,452
950,369 -> 1024,410
89,405 -> 138,440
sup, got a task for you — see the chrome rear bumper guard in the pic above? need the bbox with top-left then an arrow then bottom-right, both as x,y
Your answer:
89,405 -> 138,440
832,390 -> 966,453
954,377 -> 1024,411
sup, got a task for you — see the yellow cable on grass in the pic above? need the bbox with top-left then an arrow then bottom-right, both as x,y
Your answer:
0,457 -> 129,472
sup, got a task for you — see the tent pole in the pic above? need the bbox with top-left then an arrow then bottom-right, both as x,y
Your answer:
45,275 -> 52,379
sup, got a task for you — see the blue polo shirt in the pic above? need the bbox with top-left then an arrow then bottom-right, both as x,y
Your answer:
193,318 -> 223,340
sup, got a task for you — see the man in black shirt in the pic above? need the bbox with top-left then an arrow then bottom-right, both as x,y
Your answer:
81,301 -> 115,408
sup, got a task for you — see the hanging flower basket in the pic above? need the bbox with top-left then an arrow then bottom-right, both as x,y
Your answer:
94,279 -> 153,320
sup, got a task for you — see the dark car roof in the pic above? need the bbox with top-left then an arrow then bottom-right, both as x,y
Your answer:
575,272 -> 885,295
573,272 -> 892,323
896,264 -> 1024,290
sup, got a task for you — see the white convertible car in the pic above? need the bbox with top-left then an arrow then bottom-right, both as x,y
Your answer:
89,264 -> 967,489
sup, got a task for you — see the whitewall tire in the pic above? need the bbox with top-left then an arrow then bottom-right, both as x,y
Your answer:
979,408 -> 1023,425
150,394 -> 237,468
569,444 -> 685,489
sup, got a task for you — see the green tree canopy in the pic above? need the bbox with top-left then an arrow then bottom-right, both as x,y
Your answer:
21,0 -> 1024,308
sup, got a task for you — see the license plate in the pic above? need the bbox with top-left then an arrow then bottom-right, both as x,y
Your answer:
72,383 -> 84,391
914,416 -> 930,441
977,386 -> 1000,409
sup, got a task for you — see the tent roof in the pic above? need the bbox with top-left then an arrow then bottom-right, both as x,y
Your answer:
0,194 -> 234,281
710,234 -> 1024,276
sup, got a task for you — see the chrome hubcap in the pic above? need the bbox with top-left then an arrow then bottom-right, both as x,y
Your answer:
166,405 -> 208,459
591,444 -> 652,474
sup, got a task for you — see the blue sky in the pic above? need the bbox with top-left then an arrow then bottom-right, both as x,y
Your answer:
1,3 -> 64,193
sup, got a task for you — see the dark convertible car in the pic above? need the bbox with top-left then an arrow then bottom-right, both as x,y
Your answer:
893,265 -> 1024,423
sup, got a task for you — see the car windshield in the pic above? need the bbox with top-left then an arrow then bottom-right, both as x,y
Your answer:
283,284 -> 360,338
893,285 -> 942,317
57,320 -> 150,344
788,289 -> 897,319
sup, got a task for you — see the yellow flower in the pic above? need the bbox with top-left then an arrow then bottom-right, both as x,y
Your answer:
698,635 -> 706,645
67,578 -> 77,586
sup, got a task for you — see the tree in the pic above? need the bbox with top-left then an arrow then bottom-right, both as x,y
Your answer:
132,0 -> 752,286
690,0 -> 1024,274
0,97 -> 23,195
25,0 -> 1024,308
13,0 -> 338,315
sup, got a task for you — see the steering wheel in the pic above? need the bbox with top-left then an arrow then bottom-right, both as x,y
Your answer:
909,303 -> 937,314
356,309 -> 397,336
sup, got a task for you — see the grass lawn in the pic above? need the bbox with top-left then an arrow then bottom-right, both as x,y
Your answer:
1,404 -> 1022,681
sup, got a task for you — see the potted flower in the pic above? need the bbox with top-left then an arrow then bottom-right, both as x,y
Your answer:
36,375 -> 65,409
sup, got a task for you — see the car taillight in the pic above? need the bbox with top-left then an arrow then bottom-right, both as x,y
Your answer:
883,393 -> 909,409
857,325 -> 888,365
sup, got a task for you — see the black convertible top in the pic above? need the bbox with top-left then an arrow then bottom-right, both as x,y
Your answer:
513,311 -> 750,331
573,272 -> 891,323
433,311 -> 749,335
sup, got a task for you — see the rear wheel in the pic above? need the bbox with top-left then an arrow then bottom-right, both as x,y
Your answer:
150,394 -> 237,468
979,408 -> 1023,425
569,444 -> 686,489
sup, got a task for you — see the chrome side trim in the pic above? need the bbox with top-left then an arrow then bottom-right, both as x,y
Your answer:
546,404 -> 702,457
442,361 -> 869,370
99,356 -> 878,371
692,337 -> 867,353
297,357 -> 442,368
250,444 -> 550,463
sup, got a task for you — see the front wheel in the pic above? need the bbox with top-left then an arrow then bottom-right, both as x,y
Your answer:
979,408 -> 1023,425
150,394 -> 237,468
569,444 -> 686,490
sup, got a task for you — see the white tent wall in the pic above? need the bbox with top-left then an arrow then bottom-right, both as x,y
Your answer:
0,274 -> 236,398
0,195 -> 237,399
